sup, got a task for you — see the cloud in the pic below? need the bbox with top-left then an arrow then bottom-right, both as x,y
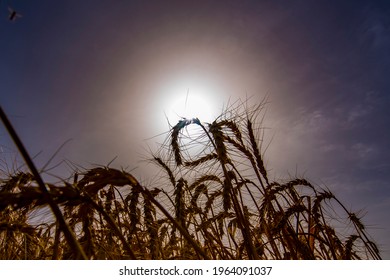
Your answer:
359,15 -> 390,51
346,105 -> 371,124
351,142 -> 376,159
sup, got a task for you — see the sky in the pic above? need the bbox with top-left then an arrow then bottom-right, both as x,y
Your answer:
0,0 -> 389,258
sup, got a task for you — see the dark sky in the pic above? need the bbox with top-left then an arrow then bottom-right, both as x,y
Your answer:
1,0 -> 389,258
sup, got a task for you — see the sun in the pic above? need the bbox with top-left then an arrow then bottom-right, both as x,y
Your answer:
159,76 -> 222,125
167,91 -> 213,121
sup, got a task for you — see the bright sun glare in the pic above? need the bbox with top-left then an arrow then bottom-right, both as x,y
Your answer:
160,77 -> 222,125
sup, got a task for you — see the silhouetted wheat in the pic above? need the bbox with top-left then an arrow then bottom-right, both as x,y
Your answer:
0,101 -> 381,259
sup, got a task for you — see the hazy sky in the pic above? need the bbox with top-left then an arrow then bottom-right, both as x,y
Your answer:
1,0 -> 389,258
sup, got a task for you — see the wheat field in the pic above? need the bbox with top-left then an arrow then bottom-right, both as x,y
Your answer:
0,102 -> 381,260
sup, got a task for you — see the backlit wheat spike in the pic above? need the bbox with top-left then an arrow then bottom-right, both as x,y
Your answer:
174,178 -> 186,227
143,192 -> 159,259
224,135 -> 253,159
343,234 -> 360,259
247,120 -> 269,185
205,190 -> 222,213
127,185 -> 140,234
153,156 -> 176,186
348,212 -> 365,231
222,173 -> 233,212
272,204 -> 307,234
219,120 -> 244,145
312,190 -> 335,222
189,174 -> 222,190
184,153 -> 218,168
190,183 -> 207,209
209,121 -> 229,164
171,118 -> 197,166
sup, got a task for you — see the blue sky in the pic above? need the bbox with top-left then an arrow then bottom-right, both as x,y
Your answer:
1,0 -> 389,258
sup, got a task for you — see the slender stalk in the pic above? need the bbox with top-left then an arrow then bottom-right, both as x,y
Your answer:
0,106 -> 87,260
